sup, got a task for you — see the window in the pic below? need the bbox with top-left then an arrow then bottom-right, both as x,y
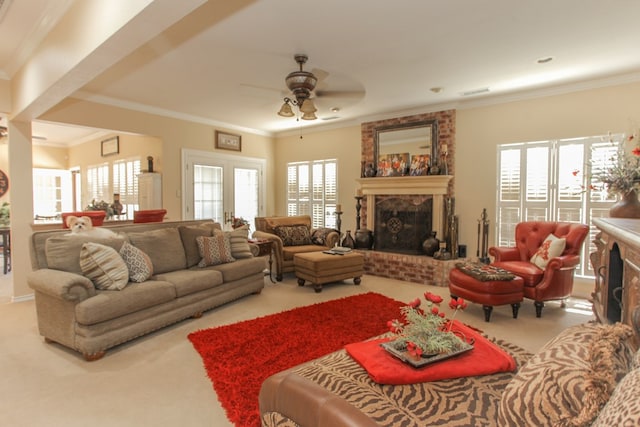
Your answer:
287,159 -> 338,228
32,168 -> 72,219
86,158 -> 141,219
496,134 -> 622,277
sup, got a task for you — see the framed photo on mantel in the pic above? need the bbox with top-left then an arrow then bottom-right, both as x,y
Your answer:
215,131 -> 242,152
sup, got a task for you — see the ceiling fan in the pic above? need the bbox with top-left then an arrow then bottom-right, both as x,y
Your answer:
277,54 -> 365,121
0,126 -> 46,141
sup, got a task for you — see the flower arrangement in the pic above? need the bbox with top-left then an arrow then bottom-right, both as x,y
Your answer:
232,216 -> 250,230
85,199 -> 115,219
573,132 -> 640,195
386,292 -> 468,358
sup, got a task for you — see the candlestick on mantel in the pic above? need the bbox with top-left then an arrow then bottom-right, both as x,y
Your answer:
336,204 -> 342,212
355,196 -> 363,230
356,188 -> 363,196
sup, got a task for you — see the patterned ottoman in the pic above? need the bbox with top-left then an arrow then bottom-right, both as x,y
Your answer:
294,251 -> 364,293
449,262 -> 524,322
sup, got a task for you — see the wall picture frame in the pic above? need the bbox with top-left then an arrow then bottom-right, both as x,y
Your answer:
101,136 -> 119,157
215,131 -> 242,152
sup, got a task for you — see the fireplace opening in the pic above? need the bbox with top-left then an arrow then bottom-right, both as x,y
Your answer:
374,196 -> 432,255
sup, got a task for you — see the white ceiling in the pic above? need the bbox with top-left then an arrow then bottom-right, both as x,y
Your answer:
3,0 -> 640,144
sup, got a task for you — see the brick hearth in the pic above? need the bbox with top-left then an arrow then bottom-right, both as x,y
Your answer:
359,250 -> 465,287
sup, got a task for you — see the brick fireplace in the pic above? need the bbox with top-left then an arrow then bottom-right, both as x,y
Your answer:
356,109 -> 459,286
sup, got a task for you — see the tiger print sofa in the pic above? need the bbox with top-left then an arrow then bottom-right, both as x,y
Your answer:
259,322 -> 640,426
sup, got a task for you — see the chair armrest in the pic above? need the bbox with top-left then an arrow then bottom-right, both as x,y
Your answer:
252,230 -> 284,275
324,231 -> 340,248
27,269 -> 96,302
248,243 -> 259,257
259,371 -> 378,427
488,246 -> 520,262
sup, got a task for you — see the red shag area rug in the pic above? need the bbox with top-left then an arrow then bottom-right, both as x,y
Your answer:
188,292 -> 404,427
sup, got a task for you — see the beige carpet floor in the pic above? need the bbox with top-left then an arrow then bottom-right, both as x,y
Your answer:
0,273 -> 594,427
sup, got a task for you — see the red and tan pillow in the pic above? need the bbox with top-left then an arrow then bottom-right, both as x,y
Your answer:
196,234 -> 236,267
530,233 -> 566,268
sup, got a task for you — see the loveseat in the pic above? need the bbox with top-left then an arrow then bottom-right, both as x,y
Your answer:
253,215 -> 339,281
259,321 -> 640,426
28,219 -> 266,361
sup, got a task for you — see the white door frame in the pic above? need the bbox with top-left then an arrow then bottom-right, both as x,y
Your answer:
181,148 -> 266,220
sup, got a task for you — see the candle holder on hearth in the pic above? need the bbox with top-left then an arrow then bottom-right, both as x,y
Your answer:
354,195 -> 374,249
334,210 -> 343,234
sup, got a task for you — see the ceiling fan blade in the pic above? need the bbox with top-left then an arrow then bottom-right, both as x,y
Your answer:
315,89 -> 366,99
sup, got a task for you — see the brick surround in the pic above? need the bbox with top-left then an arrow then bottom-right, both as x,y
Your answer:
359,110 -> 457,286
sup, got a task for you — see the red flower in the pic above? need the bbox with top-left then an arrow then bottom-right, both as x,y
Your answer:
431,306 -> 439,315
408,298 -> 421,308
449,297 -> 468,310
406,341 -> 423,358
424,292 -> 443,304
632,146 -> 640,157
438,312 -> 446,318
387,319 -> 403,334
572,169 -> 579,176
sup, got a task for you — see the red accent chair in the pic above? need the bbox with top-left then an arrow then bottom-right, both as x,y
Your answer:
489,221 -> 589,318
133,209 -> 167,223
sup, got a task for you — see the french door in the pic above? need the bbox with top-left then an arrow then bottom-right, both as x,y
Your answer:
182,149 -> 265,229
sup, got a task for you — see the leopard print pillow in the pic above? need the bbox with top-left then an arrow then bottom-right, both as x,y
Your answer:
592,367 -> 640,426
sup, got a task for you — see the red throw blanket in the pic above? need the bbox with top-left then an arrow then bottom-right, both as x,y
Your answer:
345,321 -> 516,385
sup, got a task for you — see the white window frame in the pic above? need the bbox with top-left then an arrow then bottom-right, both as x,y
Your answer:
287,159 -> 338,229
85,157 -> 141,219
496,134 -> 623,277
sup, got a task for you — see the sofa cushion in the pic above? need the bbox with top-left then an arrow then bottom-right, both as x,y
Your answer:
263,216 -> 312,235
79,243 -> 129,291
225,226 -> 253,259
127,228 -> 187,274
530,233 -> 566,268
154,269 -> 223,297
45,235 -> 126,275
119,242 -> 154,283
178,223 -> 220,268
207,256 -> 266,282
196,234 -> 236,267
592,367 -> 640,426
75,280 -> 177,325
274,225 -> 312,246
498,322 -> 634,426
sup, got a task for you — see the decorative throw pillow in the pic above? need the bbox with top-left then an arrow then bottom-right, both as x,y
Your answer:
79,242 -> 129,290
592,367 -> 640,426
223,227 -> 253,259
530,233 -> 566,269
196,234 -> 236,267
126,228 -> 187,274
311,227 -> 338,246
455,261 -> 516,281
119,242 -> 154,283
274,224 -> 312,246
178,223 -> 217,267
497,322 -> 634,426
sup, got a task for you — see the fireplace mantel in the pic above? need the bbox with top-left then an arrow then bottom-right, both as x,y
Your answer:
356,176 -> 453,237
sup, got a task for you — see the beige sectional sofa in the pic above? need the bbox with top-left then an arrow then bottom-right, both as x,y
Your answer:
28,219 -> 265,361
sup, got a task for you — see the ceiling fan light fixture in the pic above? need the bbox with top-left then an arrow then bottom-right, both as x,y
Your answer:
301,111 -> 318,120
299,99 -> 317,120
277,99 -> 295,117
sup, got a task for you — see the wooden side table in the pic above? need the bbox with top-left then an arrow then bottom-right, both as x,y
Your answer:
250,239 -> 275,283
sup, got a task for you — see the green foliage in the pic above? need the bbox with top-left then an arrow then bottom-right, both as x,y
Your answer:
391,306 -> 465,355
0,202 -> 9,226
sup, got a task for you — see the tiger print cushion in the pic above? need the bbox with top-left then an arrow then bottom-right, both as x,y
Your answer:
262,335 -> 532,426
498,322 -> 635,427
592,367 -> 640,426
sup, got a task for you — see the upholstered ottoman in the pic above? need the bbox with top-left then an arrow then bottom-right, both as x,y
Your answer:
294,251 -> 364,293
449,263 -> 524,322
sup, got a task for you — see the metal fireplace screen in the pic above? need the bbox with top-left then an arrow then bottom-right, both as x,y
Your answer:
374,196 -> 433,255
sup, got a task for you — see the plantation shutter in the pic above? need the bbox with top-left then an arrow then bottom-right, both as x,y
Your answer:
86,163 -> 110,203
113,159 -> 141,219
287,159 -> 338,228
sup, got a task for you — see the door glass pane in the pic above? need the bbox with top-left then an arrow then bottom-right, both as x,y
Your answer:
194,165 -> 223,222
234,167 -> 258,230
